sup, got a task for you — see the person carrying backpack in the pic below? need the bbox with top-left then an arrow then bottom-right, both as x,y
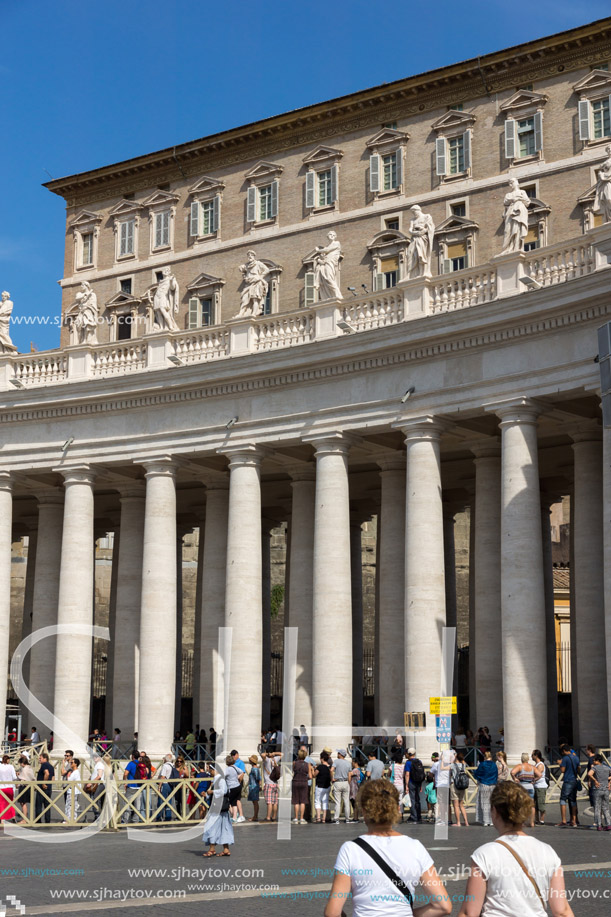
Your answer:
451,751 -> 470,827
123,750 -> 145,823
405,748 -> 425,823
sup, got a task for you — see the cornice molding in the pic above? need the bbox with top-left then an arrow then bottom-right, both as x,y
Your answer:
45,22 -> 611,207
1,287 -> 609,427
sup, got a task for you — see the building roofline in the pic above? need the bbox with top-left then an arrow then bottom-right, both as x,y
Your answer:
44,17 -> 611,201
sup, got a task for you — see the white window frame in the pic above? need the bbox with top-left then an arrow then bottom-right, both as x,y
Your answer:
447,198 -> 468,219
70,211 -> 102,272
188,295 -> 216,329
573,70 -> 611,146
366,129 -> 408,200
435,130 -> 472,179
110,200 -> 141,264
118,218 -> 136,259
81,232 -> 94,267
244,162 -> 282,228
367,229 -> 409,290
190,194 -> 221,240
185,273 -> 225,327
504,111 -> 543,161
118,275 -> 134,295
305,165 -> 339,211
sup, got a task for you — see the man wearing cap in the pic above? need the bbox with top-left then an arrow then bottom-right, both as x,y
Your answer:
404,747 -> 424,823
331,749 -> 351,824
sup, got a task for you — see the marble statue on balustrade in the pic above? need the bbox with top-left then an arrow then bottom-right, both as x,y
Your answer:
501,178 -> 530,254
406,205 -> 435,278
237,251 -> 269,317
0,291 -> 17,353
71,281 -> 98,345
148,266 -> 180,332
593,146 -> 611,224
313,230 -> 343,301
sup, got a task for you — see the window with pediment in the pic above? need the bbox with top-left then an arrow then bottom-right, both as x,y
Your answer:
142,189 -> 180,254
434,215 -> 479,273
104,289 -> 144,342
245,161 -> 282,226
366,128 -> 408,197
188,176 -> 225,242
186,273 -> 225,328
574,70 -> 611,145
578,183 -> 606,231
431,110 -> 475,181
500,90 -> 547,162
70,210 -> 102,271
303,146 -> 342,212
109,199 -> 142,262
367,230 -> 409,290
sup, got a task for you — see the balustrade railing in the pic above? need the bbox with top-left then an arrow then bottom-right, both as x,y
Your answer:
525,238 -> 594,287
174,327 -> 229,362
430,268 -> 497,314
91,342 -> 147,376
251,311 -> 315,351
341,292 -> 403,330
12,351 -> 67,385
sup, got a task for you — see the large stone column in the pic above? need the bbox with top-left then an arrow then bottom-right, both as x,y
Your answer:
572,432 -> 607,745
192,516 -> 205,729
377,455 -> 406,729
105,528 -> 120,736
472,443 -> 503,740
224,447 -> 264,753
541,496 -> 559,748
175,529 -> 185,734
198,481 -> 229,735
28,491 -> 63,737
288,470 -> 315,732
261,519 -> 274,732
350,514 -> 365,727
468,502 -> 476,730
111,488 -> 145,737
401,417 -> 445,735
308,434 -> 353,751
19,528 -> 37,727
494,398 -> 547,761
603,425 -> 611,746
137,459 -> 177,758
54,467 -> 96,754
0,472 -> 12,740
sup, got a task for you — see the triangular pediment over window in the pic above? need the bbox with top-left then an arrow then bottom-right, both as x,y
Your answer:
141,189 -> 180,208
105,291 -> 143,310
109,199 -> 142,217
578,183 -> 598,205
499,90 -> 548,113
528,197 -> 551,215
435,215 -> 479,234
70,209 -> 102,228
189,175 -> 225,196
186,272 -> 226,292
573,69 -> 611,95
302,145 -> 344,165
366,128 -> 409,150
431,110 -> 476,132
245,160 -> 283,180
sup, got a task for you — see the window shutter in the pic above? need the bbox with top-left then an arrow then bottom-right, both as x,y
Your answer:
163,210 -> 170,244
578,100 -> 590,140
247,186 -> 257,222
305,170 -> 316,208
190,202 -> 199,237
188,297 -> 200,329
304,271 -> 315,306
395,149 -> 402,188
374,272 -> 384,291
270,180 -> 279,218
369,153 -> 380,192
119,221 -> 127,255
213,194 -> 220,233
504,119 -> 516,160
435,137 -> 447,176
443,259 -> 452,274
127,220 -> 134,253
330,163 -> 338,202
154,213 -> 162,248
463,130 -> 471,170
533,112 -> 543,153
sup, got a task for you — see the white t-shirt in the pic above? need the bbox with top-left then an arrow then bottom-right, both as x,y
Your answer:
67,769 -> 81,796
92,760 -> 105,783
472,835 -> 561,917
263,756 -> 279,786
0,763 -> 17,788
431,752 -> 455,788
533,763 -> 547,789
334,834 -> 434,916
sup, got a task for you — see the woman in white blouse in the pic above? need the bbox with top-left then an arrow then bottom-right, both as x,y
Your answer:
0,754 -> 17,822
458,781 -> 574,917
17,755 -> 35,823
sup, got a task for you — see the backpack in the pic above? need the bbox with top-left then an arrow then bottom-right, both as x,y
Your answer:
544,764 -> 551,787
136,762 -> 147,780
454,768 -> 470,791
410,758 -> 425,784
269,763 -> 281,783
169,766 -> 180,781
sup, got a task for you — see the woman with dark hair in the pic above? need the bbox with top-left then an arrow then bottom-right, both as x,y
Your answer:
451,752 -> 469,827
291,747 -> 312,824
458,781 -> 574,917
314,751 -> 332,823
324,779 -> 451,917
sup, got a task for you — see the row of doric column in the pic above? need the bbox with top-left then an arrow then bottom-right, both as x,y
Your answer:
1,400 -> 609,761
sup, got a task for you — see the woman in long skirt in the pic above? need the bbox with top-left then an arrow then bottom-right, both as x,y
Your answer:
203,761 -> 235,857
0,755 -> 17,822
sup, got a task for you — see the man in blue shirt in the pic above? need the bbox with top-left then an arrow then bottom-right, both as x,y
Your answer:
557,743 -> 580,827
123,751 -> 143,823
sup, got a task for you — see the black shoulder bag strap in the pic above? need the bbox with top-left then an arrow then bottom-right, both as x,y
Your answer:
351,837 -> 414,908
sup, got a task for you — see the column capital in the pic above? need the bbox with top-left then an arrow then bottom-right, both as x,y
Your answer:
570,427 -> 603,446
287,464 -> 316,483
483,396 -> 544,425
35,487 -> 64,507
220,443 -> 267,469
0,470 -> 13,493
54,464 -> 97,486
376,451 -> 406,473
469,437 -> 501,460
203,477 -> 229,493
302,430 -> 359,456
138,456 -> 177,480
392,414 -> 447,442
117,482 -> 146,500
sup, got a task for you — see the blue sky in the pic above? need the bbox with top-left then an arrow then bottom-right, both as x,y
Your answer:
0,0 -> 609,352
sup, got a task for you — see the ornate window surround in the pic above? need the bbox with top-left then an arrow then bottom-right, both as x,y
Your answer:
431,110 -> 476,182
104,289 -> 144,342
109,199 -> 142,263
524,195 -> 551,249
578,183 -> 605,231
70,210 -> 102,272
188,176 -> 225,243
574,70 -> 611,147
366,128 -> 409,199
367,229 -> 409,290
259,259 -> 283,314
303,146 -> 342,214
142,189 -> 180,255
434,214 -> 479,273
186,272 -> 225,327
245,161 -> 282,228
499,90 -> 547,164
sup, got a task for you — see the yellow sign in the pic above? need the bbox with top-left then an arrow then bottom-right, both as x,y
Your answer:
429,696 -> 457,715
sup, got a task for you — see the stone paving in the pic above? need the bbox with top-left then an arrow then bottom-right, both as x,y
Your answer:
0,802 -> 610,916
